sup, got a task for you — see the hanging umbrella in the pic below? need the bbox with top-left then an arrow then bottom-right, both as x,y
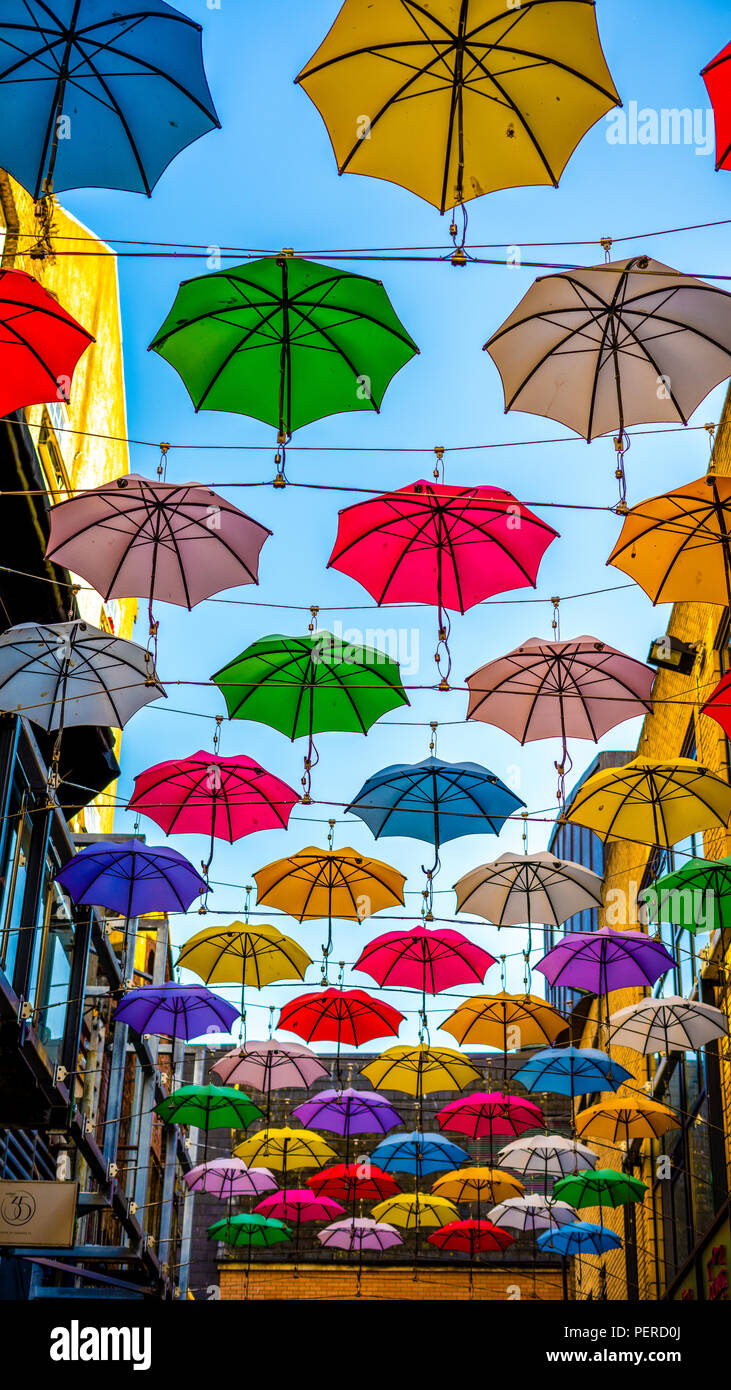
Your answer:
554,1169 -> 647,1216
318,1216 -> 402,1252
488,1194 -> 578,1233
702,41 -> 731,172
150,256 -> 418,442
55,838 -> 207,916
485,258 -> 731,442
354,924 -> 495,1000
608,996 -> 729,1054
432,1167 -> 525,1213
113,982 -> 238,1039
608,474 -> 731,608
184,1159 -> 278,1201
536,927 -> 675,999
437,1091 -> 542,1163
208,1213 -> 291,1250
537,1222 -> 621,1257
296,0 -> 619,212
371,1193 -> 460,1230
575,1097 -> 680,1144
441,992 -> 566,1052
360,1045 -> 482,1096
279,989 -> 404,1078
427,1219 -> 514,1254
293,1088 -> 402,1138
512,1046 -> 633,1097
306,1164 -> 401,1204
255,1189 -> 346,1264
0,268 -> 93,415
47,476 -> 271,626
370,1131 -> 470,1178
564,758 -> 731,849
176,922 -> 311,1041
211,1040 -> 329,1126
642,855 -> 731,934
453,853 -> 604,928
0,621 -> 164,731
703,675 -> 731,740
154,1084 -> 262,1130
0,0 -> 219,199
234,1126 -> 337,1176
498,1135 -> 598,1180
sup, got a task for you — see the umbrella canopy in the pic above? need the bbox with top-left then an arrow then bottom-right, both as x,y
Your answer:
296,0 -> 619,212
642,855 -> 731,934
0,268 -> 93,416
184,1159 -> 278,1200
128,750 -> 299,847
346,756 -> 525,856
513,1046 -> 633,1097
354,924 -> 495,995
0,0 -> 219,199
0,621 -> 164,731
536,927 -> 675,997
537,1222 -> 622,1257
360,1045 -> 482,1096
154,1084 -> 262,1130
318,1216 -> 402,1252
254,1190 -> 345,1224
703,674 -> 731,741
371,1193 -> 460,1231
55,838 -> 206,916
485,257 -> 731,441
47,476 -> 271,611
234,1126 -> 337,1173
211,1039 -> 329,1091
554,1169 -> 647,1212
498,1135 -> 598,1179
608,474 -> 731,608
608,996 -> 729,1054
306,1164 -> 401,1204
293,1088 -> 402,1137
427,1219 -> 514,1254
113,983 -> 238,1040
489,1195 -> 578,1233
702,41 -> 731,172
437,1092 -> 543,1142
278,988 -> 404,1048
370,1131 -> 470,1177
441,992 -> 566,1051
575,1097 -> 680,1144
432,1167 -> 524,1206
253,846 -> 406,922
176,923 -> 311,988
208,1213 -> 291,1249
564,758 -> 731,849
453,852 -> 604,928
150,256 -> 418,440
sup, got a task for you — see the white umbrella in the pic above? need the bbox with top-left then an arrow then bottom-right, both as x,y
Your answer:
0,620 -> 165,731
608,995 -> 728,1054
488,1193 -> 578,1233
454,851 -> 604,927
498,1134 -> 599,1180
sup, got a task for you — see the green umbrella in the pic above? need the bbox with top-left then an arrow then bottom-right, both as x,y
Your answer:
149,255 -> 419,445
642,856 -> 731,934
212,632 -> 409,801
554,1168 -> 647,1217
208,1213 -> 292,1249
155,1084 -> 262,1160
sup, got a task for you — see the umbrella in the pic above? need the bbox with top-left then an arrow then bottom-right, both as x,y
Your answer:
370,1131 -> 470,1178
703,675 -> 731,741
46,476 -> 271,631
296,0 -> 619,212
432,1167 -> 525,1217
440,992 -> 566,1053
512,1046 -> 633,1097
208,1213 -> 291,1250
498,1135 -> 598,1180
150,256 -> 418,443
253,845 -> 405,965
0,0 -> 219,199
318,1216 -> 402,1251
55,838 -> 207,916
328,479 -> 557,675
210,1040 -> 329,1125
575,1097 -> 680,1143
128,750 -> 299,874
554,1169 -> 647,1215
371,1193 -> 460,1231
293,1087 -> 402,1138
536,927 -> 675,1000
279,988 -> 404,1077
488,1194 -> 578,1233
608,474 -> 731,608
306,1164 -> 401,1204
608,996 -> 729,1054
453,852 -> 604,927
360,1045 -> 482,1097
184,1159 -> 278,1201
537,1222 -> 622,1257
176,922 -> 311,1041
427,1219 -> 514,1254
234,1126 -> 337,1177
353,925 -> 495,1013
437,1091 -> 543,1162
0,268 -> 93,416
113,982 -> 238,1040
564,758 -> 731,849
702,41 -> 731,171
0,621 -> 164,731
155,1084 -> 262,1158
255,1189 -> 345,1264
642,855 -> 731,934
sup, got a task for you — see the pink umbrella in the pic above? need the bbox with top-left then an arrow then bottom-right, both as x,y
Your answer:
467,635 -> 654,802
255,1188 -> 346,1262
184,1158 -> 278,1200
211,1039 -> 330,1123
437,1091 -> 543,1163
353,925 -> 495,1016
318,1216 -> 402,1294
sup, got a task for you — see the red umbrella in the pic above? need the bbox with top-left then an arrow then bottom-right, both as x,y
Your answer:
328,479 -> 558,683
437,1091 -> 543,1163
427,1218 -> 514,1254
702,41 -> 731,171
353,925 -> 495,1019
702,668 -> 731,738
306,1163 -> 401,1203
0,268 -> 93,416
279,986 -> 403,1081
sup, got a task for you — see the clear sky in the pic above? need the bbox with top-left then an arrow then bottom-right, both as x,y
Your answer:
60,0 -> 731,1047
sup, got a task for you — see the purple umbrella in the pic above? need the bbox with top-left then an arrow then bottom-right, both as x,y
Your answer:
211,1039 -> 330,1123
536,926 -> 675,1037
293,1087 -> 402,1164
114,982 -> 239,1040
318,1216 -> 402,1295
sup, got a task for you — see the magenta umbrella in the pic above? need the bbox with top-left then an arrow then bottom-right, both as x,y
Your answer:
438,1091 -> 543,1163
354,924 -> 495,1010
211,1039 -> 330,1124
255,1189 -> 345,1263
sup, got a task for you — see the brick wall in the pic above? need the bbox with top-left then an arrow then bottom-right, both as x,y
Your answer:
219,1262 -> 568,1302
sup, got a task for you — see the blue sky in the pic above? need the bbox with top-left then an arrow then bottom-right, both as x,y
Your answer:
61,0 -> 731,1047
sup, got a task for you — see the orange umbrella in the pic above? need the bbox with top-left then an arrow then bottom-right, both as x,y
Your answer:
608,472 -> 731,606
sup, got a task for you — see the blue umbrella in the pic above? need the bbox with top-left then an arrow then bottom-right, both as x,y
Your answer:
345,757 -> 525,874
114,982 -> 239,1040
537,1222 -> 622,1257
56,838 -> 207,915
0,1 -> 219,199
370,1130 -> 470,1177
512,1046 -> 633,1097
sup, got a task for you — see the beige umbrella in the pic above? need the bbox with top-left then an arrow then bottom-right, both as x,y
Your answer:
453,852 -> 604,927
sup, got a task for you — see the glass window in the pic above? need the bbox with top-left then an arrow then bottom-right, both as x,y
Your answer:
0,803 -> 31,986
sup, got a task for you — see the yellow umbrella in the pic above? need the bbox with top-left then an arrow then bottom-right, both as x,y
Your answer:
176,921 -> 312,1041
360,1044 -> 482,1096
441,992 -> 565,1050
296,0 -> 620,212
432,1166 -> 524,1210
234,1125 -> 336,1176
371,1192 -> 460,1230
608,473 -> 731,607
575,1097 -> 680,1144
565,757 -> 731,848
